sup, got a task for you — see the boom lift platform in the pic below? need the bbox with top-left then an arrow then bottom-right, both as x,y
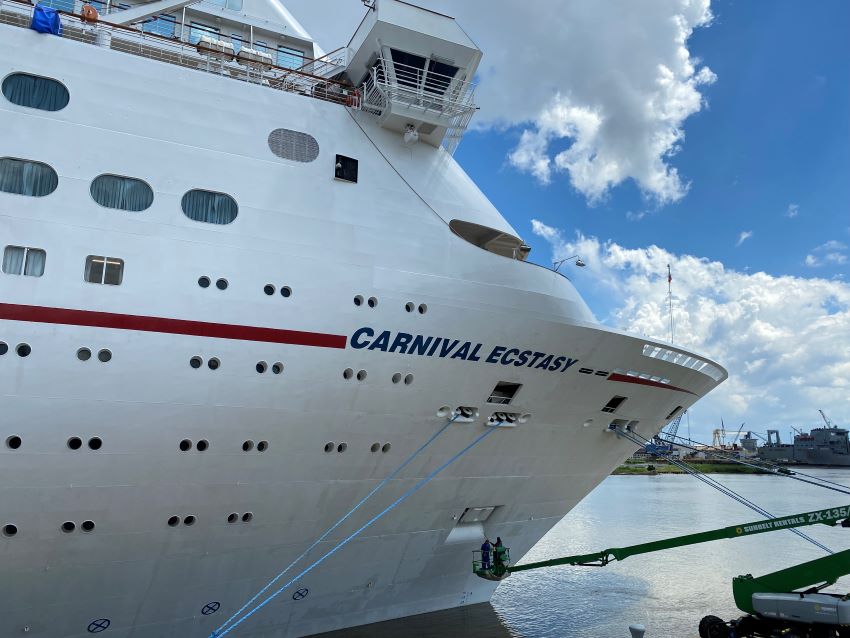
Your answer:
473,505 -> 850,637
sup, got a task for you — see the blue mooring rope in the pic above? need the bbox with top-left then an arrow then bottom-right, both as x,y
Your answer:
210,415 -> 486,637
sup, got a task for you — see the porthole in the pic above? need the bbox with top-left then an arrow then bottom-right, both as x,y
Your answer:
90,174 -> 154,212
0,158 -> 58,197
88,437 -> 102,450
67,437 -> 82,450
370,442 -> 380,453
181,190 -> 238,225
353,295 -> 364,306
81,520 -> 95,532
381,443 -> 391,453
97,349 -> 111,363
190,356 -> 203,369
356,370 -> 367,381
168,516 -> 180,527
196,439 -> 209,452
257,440 -> 268,452
179,439 -> 192,452
2,73 -> 69,111
264,284 -> 275,296
61,521 -> 75,533
198,276 -> 211,288
271,362 -> 283,375
183,515 -> 196,526
324,442 -> 334,453
227,513 -> 238,524
216,278 -> 228,290
280,286 -> 292,298
403,374 -> 414,385
241,512 -> 253,522
337,442 -> 347,453
343,368 -> 354,380
16,343 -> 31,357
256,361 -> 267,374
0,342 -> 7,355
77,348 -> 91,361
367,297 -> 377,308
418,304 -> 427,314
242,440 -> 254,452
3,524 -> 18,537
405,302 -> 414,312
208,357 -> 220,370
6,435 -> 21,450
391,373 -> 402,384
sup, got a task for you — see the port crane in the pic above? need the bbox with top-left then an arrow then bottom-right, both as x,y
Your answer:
821,409 -> 835,428
473,505 -> 850,637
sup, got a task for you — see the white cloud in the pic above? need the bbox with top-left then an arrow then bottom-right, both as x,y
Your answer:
531,220 -> 850,438
736,231 -> 753,247
805,241 -> 848,267
626,211 -> 648,222
283,0 -> 715,204
785,203 -> 799,218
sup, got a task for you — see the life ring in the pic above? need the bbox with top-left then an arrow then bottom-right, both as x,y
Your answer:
80,3 -> 99,22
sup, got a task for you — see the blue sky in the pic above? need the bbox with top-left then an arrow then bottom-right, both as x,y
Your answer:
457,0 -> 849,283
288,0 -> 849,439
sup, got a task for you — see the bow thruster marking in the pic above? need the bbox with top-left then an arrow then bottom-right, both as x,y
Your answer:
88,618 -> 111,633
202,602 -> 221,615
292,588 -> 309,601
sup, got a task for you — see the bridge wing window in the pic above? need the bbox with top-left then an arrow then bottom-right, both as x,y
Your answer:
2,73 -> 69,111
91,174 -> 153,212
0,158 -> 58,197
181,189 -> 238,224
450,219 -> 529,260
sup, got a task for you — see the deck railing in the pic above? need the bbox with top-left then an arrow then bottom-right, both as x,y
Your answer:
0,0 -> 359,107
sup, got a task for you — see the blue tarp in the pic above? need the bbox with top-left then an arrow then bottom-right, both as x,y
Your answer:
30,4 -> 62,35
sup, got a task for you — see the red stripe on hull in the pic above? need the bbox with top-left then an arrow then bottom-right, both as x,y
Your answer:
607,372 -> 695,395
0,303 -> 347,349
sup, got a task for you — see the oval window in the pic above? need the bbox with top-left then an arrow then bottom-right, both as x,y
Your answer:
181,189 -> 238,225
2,73 -> 69,111
0,158 -> 58,197
268,128 -> 319,163
90,174 -> 154,212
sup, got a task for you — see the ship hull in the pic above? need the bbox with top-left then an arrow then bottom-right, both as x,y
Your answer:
0,19 -> 725,637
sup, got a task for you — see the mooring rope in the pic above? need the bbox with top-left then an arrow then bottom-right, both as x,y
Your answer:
211,414 -> 462,637
620,429 -> 833,554
213,423 -> 499,637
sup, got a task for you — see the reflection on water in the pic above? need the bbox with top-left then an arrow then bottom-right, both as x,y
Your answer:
320,469 -> 850,637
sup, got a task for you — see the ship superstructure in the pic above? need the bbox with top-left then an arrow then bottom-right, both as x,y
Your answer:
0,1 -> 727,636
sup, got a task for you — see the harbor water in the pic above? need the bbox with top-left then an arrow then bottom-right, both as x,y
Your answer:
321,468 -> 850,637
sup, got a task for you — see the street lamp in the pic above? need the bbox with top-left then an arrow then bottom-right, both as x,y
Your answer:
553,255 -> 586,272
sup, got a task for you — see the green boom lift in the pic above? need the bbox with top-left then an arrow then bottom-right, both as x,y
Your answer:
473,505 -> 850,637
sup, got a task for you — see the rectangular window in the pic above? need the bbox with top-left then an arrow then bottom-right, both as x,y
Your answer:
231,33 -> 242,53
277,46 -> 304,69
254,40 -> 268,53
85,255 -> 124,285
189,22 -> 219,45
487,381 -> 522,405
334,154 -> 358,183
39,0 -> 74,12
3,245 -> 46,277
601,396 -> 627,414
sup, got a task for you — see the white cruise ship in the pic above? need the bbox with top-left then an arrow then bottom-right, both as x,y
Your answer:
0,0 -> 727,635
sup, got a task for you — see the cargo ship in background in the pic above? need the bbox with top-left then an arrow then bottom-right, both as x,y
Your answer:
757,412 -> 850,466
0,0 -> 727,636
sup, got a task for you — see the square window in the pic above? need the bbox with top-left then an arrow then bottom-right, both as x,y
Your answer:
3,245 -> 45,277
85,255 -> 123,285
601,395 -> 627,414
335,155 -> 358,183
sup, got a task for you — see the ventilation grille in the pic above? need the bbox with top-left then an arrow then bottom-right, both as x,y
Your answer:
268,129 -> 319,163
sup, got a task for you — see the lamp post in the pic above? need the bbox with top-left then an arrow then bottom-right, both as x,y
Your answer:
552,255 -> 586,272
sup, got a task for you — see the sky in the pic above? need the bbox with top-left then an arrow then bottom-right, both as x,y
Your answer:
285,0 -> 850,442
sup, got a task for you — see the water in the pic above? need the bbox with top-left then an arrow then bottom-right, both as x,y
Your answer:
321,468 -> 850,637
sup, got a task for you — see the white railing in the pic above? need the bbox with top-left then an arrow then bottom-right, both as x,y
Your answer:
0,0 -> 360,107
360,57 -> 476,121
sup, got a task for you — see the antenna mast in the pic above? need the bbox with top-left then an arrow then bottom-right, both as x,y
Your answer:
667,264 -> 674,344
